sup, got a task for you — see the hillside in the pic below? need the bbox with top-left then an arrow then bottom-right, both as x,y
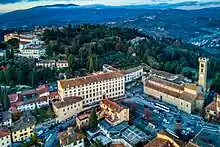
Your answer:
40,24 -> 220,92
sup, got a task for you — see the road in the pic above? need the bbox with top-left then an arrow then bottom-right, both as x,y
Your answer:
41,117 -> 75,147
122,83 -> 220,139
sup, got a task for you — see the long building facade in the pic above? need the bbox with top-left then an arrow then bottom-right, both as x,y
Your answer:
144,57 -> 207,114
58,72 -> 125,106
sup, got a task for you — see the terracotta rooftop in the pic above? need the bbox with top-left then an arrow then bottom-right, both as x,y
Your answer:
145,81 -> 198,102
36,85 -> 49,96
77,113 -> 90,121
158,131 -> 185,146
144,137 -> 175,147
179,92 -> 197,102
145,81 -> 181,98
101,98 -> 124,113
0,129 -> 11,138
147,76 -> 184,91
49,91 -> 60,98
205,100 -> 217,112
58,128 -> 85,146
53,96 -> 83,109
110,144 -> 126,147
13,96 -> 48,107
58,71 -> 124,89
185,142 -> 199,147
8,93 -> 22,103
11,114 -> 36,132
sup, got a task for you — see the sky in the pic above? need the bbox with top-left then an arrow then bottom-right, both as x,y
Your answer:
0,0 -> 219,12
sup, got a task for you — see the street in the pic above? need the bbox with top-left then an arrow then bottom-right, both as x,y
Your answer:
121,83 -> 220,140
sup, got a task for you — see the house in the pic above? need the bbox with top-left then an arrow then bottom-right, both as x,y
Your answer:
58,127 -> 85,147
100,98 -> 129,126
144,131 -> 181,147
11,96 -> 49,112
36,60 -> 56,68
19,46 -> 45,59
58,71 -> 125,106
205,94 -> 220,122
0,111 -> 12,127
76,113 -> 90,129
52,96 -> 83,123
49,91 -> 60,101
56,60 -> 69,68
0,128 -> 11,147
11,113 -> 36,142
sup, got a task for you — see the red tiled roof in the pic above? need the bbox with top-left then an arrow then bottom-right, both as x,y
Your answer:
101,98 -> 124,113
12,96 -> 48,107
206,100 -> 217,112
144,137 -> 175,147
0,130 -> 11,138
49,92 -> 60,97
36,85 -> 49,96
59,71 -> 124,89
77,113 -> 90,121
8,93 -> 22,103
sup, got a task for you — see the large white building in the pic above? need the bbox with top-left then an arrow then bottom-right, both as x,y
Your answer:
102,64 -> 143,83
58,72 -> 125,106
121,66 -> 143,83
19,46 -> 45,59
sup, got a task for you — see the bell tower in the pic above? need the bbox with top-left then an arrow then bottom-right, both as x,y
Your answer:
198,57 -> 209,92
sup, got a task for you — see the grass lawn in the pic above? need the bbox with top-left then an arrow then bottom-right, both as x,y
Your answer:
32,107 -> 54,123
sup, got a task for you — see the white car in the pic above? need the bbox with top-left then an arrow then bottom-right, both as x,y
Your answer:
163,119 -> 170,124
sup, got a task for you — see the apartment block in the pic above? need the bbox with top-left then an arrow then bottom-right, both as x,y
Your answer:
58,72 -> 125,106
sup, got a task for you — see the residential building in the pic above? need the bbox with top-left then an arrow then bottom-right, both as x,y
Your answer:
19,46 -> 45,59
52,96 -> 83,123
36,60 -> 68,68
98,120 -> 149,147
121,66 -> 143,83
49,92 -> 60,101
11,113 -> 36,142
100,98 -> 129,126
11,96 -> 49,112
205,94 -> 220,121
58,127 -> 85,147
56,60 -> 69,68
0,128 -> 11,147
76,113 -> 90,129
36,60 -> 56,68
58,72 -> 125,106
103,64 -> 118,72
4,33 -> 19,42
144,76 -> 204,114
0,111 -> 12,127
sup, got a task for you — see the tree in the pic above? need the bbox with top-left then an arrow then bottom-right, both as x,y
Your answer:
91,140 -> 103,147
17,70 -> 25,85
2,91 -> 10,110
0,70 -> 5,84
89,108 -> 98,128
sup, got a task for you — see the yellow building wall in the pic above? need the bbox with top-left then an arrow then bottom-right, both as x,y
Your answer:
144,86 -> 193,114
12,125 -> 35,142
157,134 -> 180,147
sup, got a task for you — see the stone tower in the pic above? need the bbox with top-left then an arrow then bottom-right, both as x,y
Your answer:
216,94 -> 220,112
198,57 -> 209,92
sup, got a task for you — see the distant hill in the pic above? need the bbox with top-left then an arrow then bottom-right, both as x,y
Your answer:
0,3 -> 220,55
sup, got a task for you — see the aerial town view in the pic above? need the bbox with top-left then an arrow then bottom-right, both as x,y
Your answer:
0,0 -> 220,147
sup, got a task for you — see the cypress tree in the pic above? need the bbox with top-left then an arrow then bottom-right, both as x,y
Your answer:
89,108 -> 98,128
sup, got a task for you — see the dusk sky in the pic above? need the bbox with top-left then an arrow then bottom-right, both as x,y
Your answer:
0,0 -> 219,12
